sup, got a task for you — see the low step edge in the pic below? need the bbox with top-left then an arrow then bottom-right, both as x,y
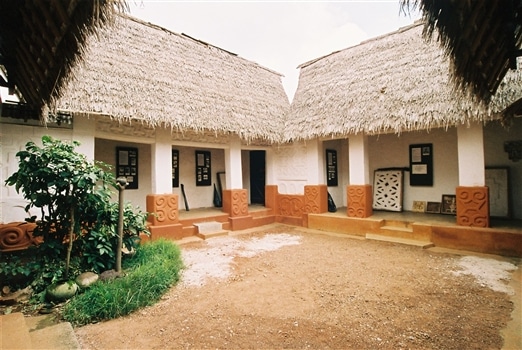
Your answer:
195,230 -> 229,240
29,322 -> 80,350
365,233 -> 434,249
380,225 -> 413,232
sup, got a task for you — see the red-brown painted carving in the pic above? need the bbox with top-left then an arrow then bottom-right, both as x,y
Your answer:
279,195 -> 304,217
456,186 -> 489,228
0,222 -> 38,252
347,185 -> 373,218
228,189 -> 248,217
304,185 -> 328,213
146,194 -> 179,226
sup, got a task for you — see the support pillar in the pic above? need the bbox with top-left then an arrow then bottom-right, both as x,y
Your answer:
456,186 -> 489,227
223,137 -> 252,230
457,123 -> 489,227
151,128 -> 172,194
304,185 -> 328,214
265,185 -> 278,210
223,189 -> 252,230
347,134 -> 372,218
224,136 -> 243,190
347,185 -> 373,218
146,194 -> 183,239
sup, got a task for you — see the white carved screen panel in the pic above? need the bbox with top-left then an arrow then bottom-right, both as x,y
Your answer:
373,169 -> 403,212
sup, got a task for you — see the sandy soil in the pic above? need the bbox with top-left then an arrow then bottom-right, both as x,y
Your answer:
75,224 -> 520,350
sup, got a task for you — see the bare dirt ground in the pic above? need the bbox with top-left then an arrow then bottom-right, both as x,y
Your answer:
75,224 -> 521,350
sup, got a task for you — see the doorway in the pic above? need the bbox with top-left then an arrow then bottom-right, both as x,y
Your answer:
249,150 -> 266,205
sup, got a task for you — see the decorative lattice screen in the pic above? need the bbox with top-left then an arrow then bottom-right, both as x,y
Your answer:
373,169 -> 403,212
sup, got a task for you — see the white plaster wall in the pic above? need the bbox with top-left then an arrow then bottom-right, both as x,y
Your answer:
1,123 -> 73,223
95,138 -> 151,211
484,118 -> 522,219
171,146 -> 225,210
271,142 -> 309,194
369,128 -> 459,212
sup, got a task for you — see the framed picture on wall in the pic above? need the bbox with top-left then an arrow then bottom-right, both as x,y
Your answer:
326,149 -> 338,186
409,143 -> 433,186
116,147 -> 138,189
172,149 -> 179,188
412,200 -> 426,213
426,201 -> 441,214
441,194 -> 456,215
195,150 -> 211,186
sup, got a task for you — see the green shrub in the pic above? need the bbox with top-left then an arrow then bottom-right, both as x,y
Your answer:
78,202 -> 149,274
62,239 -> 183,326
3,136 -> 149,293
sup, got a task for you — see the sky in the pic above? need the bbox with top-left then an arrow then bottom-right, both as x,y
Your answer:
128,1 -> 420,101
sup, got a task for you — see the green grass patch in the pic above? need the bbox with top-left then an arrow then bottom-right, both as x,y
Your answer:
62,239 -> 183,326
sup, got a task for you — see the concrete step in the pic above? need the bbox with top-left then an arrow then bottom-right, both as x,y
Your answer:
194,221 -> 229,240
194,221 -> 223,234
195,230 -> 229,240
365,233 -> 434,249
380,225 -> 413,232
1,313 -> 32,349
381,219 -> 413,231
0,313 -> 79,350
29,321 -> 80,349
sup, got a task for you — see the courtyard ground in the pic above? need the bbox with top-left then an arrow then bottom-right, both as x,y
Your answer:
75,224 -> 521,350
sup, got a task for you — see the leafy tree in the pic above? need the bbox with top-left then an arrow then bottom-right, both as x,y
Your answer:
4,135 -> 148,284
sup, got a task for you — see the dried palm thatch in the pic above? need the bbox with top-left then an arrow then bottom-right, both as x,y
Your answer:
286,22 -> 522,142
400,0 -> 522,103
0,0 -> 127,118
57,15 -> 289,144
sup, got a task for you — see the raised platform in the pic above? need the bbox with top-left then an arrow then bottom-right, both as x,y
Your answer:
145,205 -> 275,242
308,209 -> 522,257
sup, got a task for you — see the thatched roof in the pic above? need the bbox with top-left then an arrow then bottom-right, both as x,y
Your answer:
401,0 -> 522,103
57,15 -> 289,143
0,0 -> 127,117
285,22 -> 522,142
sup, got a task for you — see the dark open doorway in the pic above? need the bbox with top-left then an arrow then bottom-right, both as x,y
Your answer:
249,150 -> 266,205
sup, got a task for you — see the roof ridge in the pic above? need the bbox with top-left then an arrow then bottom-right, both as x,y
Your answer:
120,13 -> 284,77
298,19 -> 424,69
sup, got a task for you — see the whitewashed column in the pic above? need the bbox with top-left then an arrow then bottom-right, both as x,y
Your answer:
265,148 -> 275,185
348,134 -> 370,185
457,123 -> 485,186
347,133 -> 372,217
456,122 -> 489,227
225,136 -> 243,189
151,128 -> 172,194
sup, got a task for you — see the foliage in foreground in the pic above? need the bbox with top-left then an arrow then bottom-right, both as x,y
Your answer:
62,240 -> 183,326
2,135 -> 149,295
